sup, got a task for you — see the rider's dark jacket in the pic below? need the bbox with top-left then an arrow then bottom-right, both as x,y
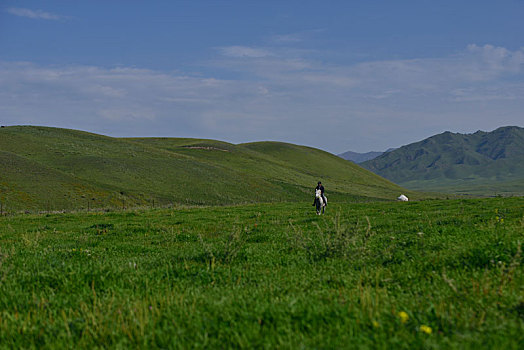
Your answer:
314,184 -> 327,205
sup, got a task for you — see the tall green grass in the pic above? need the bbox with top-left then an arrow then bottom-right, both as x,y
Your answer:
0,197 -> 522,348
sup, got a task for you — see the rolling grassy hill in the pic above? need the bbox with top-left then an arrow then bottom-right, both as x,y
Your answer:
0,126 -> 418,211
361,126 -> 524,195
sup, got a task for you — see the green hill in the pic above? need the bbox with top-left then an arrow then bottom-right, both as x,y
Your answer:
361,126 -> 524,195
0,126 -> 418,211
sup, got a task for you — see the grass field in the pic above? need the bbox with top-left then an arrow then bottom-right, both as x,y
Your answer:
400,178 -> 524,197
0,197 -> 522,348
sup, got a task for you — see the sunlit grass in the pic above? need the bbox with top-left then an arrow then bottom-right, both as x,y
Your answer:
0,197 -> 522,348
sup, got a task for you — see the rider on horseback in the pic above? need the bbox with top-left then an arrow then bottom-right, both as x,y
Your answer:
313,181 -> 327,206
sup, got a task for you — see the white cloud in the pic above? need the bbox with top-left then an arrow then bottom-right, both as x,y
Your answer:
465,44 -> 524,76
271,33 -> 303,43
0,61 -> 248,137
450,84 -> 524,102
299,73 -> 357,87
269,29 -> 326,44
218,46 -> 274,58
1,44 -> 523,153
6,7 -> 68,21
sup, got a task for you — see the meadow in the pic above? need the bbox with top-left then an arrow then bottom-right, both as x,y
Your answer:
0,197 -> 522,348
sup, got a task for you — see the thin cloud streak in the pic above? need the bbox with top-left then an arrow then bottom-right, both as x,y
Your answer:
6,7 -> 68,21
271,33 -> 303,43
218,46 -> 274,58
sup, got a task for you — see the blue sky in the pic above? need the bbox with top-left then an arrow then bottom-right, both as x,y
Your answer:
1,0 -> 523,153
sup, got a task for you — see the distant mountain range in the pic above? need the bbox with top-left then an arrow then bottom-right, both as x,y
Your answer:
338,150 -> 384,163
359,126 -> 524,195
338,148 -> 396,163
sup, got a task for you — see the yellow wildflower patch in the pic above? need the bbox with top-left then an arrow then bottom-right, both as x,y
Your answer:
420,325 -> 432,334
398,311 -> 409,324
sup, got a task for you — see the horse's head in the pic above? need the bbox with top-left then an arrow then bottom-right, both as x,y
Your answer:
315,189 -> 322,198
